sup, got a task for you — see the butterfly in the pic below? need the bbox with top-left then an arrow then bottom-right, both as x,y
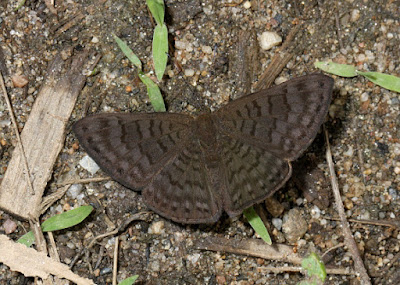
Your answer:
73,74 -> 333,223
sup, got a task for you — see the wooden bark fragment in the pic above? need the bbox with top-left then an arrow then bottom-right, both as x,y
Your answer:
0,51 -> 89,220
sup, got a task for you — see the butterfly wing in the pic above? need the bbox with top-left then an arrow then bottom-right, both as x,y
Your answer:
142,138 -> 222,224
73,113 -> 221,223
216,74 -> 333,160
73,113 -> 193,189
215,74 -> 333,214
219,135 -> 291,216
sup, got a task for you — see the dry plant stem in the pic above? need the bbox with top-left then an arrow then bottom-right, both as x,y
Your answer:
112,236 -> 119,285
57,176 -> 110,186
334,10 -> 344,51
0,71 -> 35,195
324,128 -> 371,284
70,212 -> 151,269
325,216 -> 400,229
254,23 -> 302,91
40,185 -> 70,215
380,250 -> 400,273
195,236 -> 302,264
259,265 -> 354,275
29,218 -> 47,255
47,232 -> 61,262
322,242 -> 346,259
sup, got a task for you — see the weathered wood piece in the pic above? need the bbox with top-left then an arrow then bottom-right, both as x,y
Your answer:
0,52 -> 89,220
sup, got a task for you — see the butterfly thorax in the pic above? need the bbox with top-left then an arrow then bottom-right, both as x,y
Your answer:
192,114 -> 220,166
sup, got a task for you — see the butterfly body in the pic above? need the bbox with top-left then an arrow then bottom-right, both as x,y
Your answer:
73,74 -> 334,223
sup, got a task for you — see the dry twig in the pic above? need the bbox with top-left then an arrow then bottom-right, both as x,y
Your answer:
324,128 -> 371,284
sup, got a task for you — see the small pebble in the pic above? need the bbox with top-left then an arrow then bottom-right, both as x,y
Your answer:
184,69 -> 195,77
243,1 -> 251,9
79,155 -> 100,175
148,220 -> 165,234
11,74 -> 29,88
271,218 -> 282,231
67,184 -> 83,199
350,9 -> 360,22
3,219 -> 17,234
259,31 -> 282,50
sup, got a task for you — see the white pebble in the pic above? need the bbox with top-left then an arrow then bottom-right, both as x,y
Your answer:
243,1 -> 251,9
67,184 -> 83,199
259,31 -> 282,50
184,69 -> 195,77
201,45 -> 212,54
91,36 -> 99,43
79,155 -> 100,175
350,9 -> 360,22
360,92 -> 369,102
148,221 -> 165,234
272,218 -> 283,230
175,40 -> 186,50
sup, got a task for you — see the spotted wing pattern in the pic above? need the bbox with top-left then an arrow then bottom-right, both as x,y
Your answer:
73,74 -> 333,224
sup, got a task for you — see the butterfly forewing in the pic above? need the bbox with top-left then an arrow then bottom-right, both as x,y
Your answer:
73,113 -> 192,189
216,74 -> 333,160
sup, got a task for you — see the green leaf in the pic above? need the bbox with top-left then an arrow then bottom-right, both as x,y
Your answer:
113,34 -> 142,70
146,0 -> 165,26
301,253 -> 327,281
41,205 -> 93,232
118,275 -> 139,285
243,207 -> 272,245
17,205 -> 94,247
314,61 -> 357,77
153,24 -> 168,81
17,231 -> 35,247
138,72 -> 166,112
356,71 -> 400,93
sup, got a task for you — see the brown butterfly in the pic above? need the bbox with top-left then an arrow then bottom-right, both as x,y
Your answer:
73,74 -> 333,224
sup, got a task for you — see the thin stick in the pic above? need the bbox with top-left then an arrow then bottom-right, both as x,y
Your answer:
112,236 -> 119,285
0,71 -> 35,195
57,176 -> 110,186
334,10 -> 344,51
324,128 -> 371,284
259,265 -> 354,275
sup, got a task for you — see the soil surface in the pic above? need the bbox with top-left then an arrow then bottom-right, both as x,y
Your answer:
0,0 -> 399,284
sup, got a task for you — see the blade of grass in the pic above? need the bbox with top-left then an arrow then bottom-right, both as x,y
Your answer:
113,34 -> 142,70
146,0 -> 165,26
17,205 -> 94,247
356,71 -> 400,93
138,72 -> 166,112
301,253 -> 327,281
243,207 -> 272,245
118,275 -> 139,285
314,61 -> 357,77
153,24 -> 168,81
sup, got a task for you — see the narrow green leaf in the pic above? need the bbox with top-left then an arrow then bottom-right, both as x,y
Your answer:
153,24 -> 168,81
17,206 -> 94,247
301,253 -> 327,281
243,207 -> 272,245
118,275 -> 139,285
356,71 -> 400,93
138,72 -> 166,112
113,34 -> 142,70
146,0 -> 165,26
17,231 -> 35,247
41,205 -> 93,232
314,61 -> 357,77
